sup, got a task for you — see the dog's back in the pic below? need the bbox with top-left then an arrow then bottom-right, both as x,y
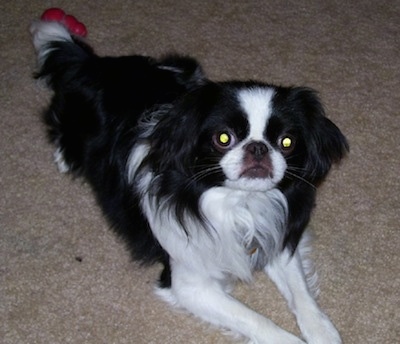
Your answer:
31,21 -> 202,175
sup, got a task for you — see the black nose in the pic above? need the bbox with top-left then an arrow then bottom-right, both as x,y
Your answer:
245,141 -> 269,160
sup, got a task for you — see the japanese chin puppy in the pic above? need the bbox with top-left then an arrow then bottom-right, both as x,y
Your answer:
31,19 -> 348,344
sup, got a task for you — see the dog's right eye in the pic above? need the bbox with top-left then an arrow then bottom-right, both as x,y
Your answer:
212,131 -> 236,152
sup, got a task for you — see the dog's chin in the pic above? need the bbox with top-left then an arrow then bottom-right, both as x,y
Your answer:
224,177 -> 277,192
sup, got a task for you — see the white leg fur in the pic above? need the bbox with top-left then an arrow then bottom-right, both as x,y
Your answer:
265,248 -> 342,344
53,148 -> 70,173
158,261 -> 305,344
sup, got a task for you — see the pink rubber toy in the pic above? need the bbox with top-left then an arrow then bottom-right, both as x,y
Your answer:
41,8 -> 65,21
41,8 -> 87,37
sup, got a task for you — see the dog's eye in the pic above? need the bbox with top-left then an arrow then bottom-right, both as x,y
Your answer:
279,135 -> 295,153
213,131 -> 236,151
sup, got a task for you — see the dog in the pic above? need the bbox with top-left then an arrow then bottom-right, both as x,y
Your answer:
31,16 -> 348,344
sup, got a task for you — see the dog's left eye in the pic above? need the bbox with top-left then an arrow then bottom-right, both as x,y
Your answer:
213,131 -> 237,151
279,135 -> 295,154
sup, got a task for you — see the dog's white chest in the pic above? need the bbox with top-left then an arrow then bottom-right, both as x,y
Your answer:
200,187 -> 288,273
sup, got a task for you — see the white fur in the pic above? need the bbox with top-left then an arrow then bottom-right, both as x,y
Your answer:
222,144 -> 286,192
238,87 -> 275,141
135,169 -> 287,281
30,21 -> 72,67
53,148 -> 70,173
266,245 -> 341,344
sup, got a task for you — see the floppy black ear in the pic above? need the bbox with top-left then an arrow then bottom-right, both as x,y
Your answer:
308,114 -> 349,182
290,88 -> 349,182
147,100 -> 202,177
280,88 -> 349,252
146,82 -> 221,175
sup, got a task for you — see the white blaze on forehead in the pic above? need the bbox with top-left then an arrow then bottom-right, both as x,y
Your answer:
237,87 -> 275,140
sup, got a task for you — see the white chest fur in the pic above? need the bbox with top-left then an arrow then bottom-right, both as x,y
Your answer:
200,187 -> 288,276
141,181 -> 288,282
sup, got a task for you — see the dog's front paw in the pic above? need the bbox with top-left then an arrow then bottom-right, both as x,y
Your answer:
306,329 -> 342,344
248,338 -> 305,344
301,313 -> 342,344
247,331 -> 306,344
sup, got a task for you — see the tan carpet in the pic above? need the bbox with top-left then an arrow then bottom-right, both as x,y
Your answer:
1,1 -> 399,343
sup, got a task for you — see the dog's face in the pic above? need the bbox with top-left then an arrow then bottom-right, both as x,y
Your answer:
148,82 -> 347,194
216,87 -> 288,192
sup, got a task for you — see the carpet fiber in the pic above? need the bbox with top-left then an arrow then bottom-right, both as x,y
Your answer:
1,1 -> 399,343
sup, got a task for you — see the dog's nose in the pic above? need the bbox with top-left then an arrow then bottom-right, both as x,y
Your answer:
245,141 -> 269,160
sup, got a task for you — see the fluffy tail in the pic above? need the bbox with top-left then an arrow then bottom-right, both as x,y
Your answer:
30,20 -> 72,63
30,20 -> 93,89
30,20 -> 98,174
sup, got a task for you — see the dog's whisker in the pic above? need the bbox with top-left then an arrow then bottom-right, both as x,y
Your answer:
285,170 -> 316,189
185,165 -> 222,188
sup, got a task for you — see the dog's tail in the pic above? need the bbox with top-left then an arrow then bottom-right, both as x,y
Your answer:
30,20 -> 93,89
30,19 -> 98,175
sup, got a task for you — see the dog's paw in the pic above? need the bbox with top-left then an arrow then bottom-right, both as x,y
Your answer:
154,286 -> 179,306
301,313 -> 342,344
306,330 -> 342,344
247,338 -> 305,344
247,331 -> 306,344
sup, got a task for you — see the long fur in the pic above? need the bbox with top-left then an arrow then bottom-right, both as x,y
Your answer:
31,20 -> 348,344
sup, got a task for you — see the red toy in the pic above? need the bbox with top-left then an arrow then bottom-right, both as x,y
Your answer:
41,8 -> 87,37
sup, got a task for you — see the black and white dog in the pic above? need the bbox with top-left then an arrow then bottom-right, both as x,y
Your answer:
31,18 -> 348,344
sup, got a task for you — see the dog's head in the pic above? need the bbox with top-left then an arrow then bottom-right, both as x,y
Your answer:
146,82 -> 348,195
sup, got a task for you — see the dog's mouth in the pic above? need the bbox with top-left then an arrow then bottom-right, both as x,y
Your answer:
239,141 -> 274,180
240,163 -> 273,179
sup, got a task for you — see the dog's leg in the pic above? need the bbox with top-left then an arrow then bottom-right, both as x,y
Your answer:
265,249 -> 342,344
53,148 -> 70,173
158,261 -> 305,344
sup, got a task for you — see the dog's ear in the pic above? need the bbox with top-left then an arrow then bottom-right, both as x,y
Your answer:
144,94 -> 201,179
143,85 -> 221,224
146,82 -> 221,176
158,55 -> 206,90
289,88 -> 349,182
